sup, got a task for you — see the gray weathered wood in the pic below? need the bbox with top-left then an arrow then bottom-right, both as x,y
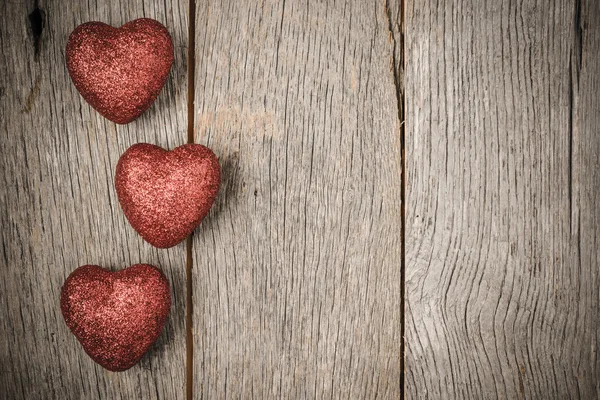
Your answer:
5,0 -> 599,398
192,0 -> 403,398
405,0 -> 600,398
0,1 -> 188,398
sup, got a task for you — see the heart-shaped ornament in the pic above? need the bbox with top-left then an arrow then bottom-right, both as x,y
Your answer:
66,18 -> 174,124
116,143 -> 220,248
60,264 -> 171,372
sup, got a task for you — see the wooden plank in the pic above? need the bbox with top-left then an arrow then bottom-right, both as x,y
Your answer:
0,1 -> 188,398
192,0 -> 403,397
405,0 -> 600,398
578,0 -> 600,392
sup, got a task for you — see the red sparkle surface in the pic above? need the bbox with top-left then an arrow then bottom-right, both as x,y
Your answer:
115,143 -> 221,248
60,264 -> 171,372
66,18 -> 174,124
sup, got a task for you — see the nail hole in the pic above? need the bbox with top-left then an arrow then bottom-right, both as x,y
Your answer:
28,3 -> 45,57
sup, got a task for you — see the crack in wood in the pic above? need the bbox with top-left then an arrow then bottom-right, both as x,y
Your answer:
574,0 -> 584,70
569,0 -> 583,235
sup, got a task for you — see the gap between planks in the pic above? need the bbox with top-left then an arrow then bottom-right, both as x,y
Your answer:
186,0 -> 196,398
385,0 -> 407,397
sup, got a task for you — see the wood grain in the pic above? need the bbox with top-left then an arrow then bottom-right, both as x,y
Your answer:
192,0 -> 403,398
0,1 -> 188,398
4,0 -> 599,398
405,0 -> 600,398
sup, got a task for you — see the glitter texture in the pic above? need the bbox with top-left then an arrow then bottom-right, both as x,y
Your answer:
115,143 -> 221,248
60,264 -> 171,372
66,18 -> 174,124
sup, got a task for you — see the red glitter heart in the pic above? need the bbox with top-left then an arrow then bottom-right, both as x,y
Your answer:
66,18 -> 174,124
60,264 -> 171,372
115,143 -> 220,248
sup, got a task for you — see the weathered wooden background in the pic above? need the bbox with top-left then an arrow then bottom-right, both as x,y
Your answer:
0,0 -> 598,399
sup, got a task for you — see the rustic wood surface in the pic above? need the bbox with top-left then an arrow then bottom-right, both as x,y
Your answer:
191,0 -> 403,398
405,0 -> 600,399
0,1 -> 188,399
2,0 -> 600,398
